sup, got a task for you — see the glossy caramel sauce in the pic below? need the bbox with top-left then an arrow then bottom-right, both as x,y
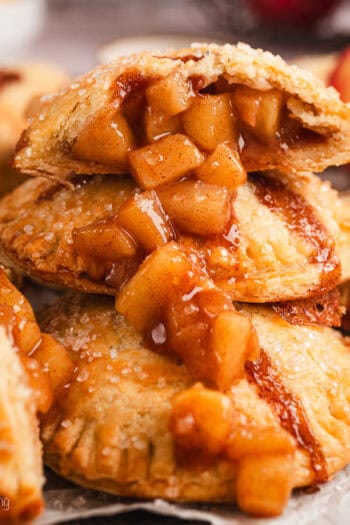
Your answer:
246,349 -> 328,483
250,172 -> 340,293
273,288 -> 342,327
113,71 -> 158,105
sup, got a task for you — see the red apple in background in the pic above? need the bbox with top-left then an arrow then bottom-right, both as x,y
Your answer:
329,47 -> 350,102
249,0 -> 339,25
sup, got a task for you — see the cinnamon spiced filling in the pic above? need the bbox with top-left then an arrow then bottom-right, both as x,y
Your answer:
71,71 -> 326,177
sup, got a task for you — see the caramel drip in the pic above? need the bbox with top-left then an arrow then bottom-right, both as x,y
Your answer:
189,74 -> 207,93
272,288 -> 342,327
250,172 -> 340,293
155,54 -> 204,63
113,71 -> 158,104
0,71 -> 20,89
245,349 -> 328,483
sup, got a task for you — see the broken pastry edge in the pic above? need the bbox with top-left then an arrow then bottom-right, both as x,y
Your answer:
0,325 -> 44,523
14,42 -> 350,180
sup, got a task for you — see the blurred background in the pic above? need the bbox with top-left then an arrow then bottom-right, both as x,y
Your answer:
1,0 -> 350,73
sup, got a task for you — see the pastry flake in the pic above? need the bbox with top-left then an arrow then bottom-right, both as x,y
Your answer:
14,43 -> 350,182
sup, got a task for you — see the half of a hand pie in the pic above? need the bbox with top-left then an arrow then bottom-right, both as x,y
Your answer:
39,293 -> 350,517
14,43 -> 350,182
0,325 -> 44,523
0,171 -> 343,302
0,269 -> 74,522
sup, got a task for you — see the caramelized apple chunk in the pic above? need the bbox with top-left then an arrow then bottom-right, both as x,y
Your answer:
72,216 -> 136,262
181,94 -> 237,151
170,384 -> 233,455
195,143 -> 247,189
236,454 -> 294,517
211,311 -> 259,390
157,180 -> 231,236
146,73 -> 194,116
232,86 -> 283,143
72,108 -> 135,168
144,106 -> 181,142
165,286 -> 258,388
116,242 -> 193,332
73,217 -> 137,279
226,426 -> 295,460
129,134 -> 204,189
118,191 -> 174,251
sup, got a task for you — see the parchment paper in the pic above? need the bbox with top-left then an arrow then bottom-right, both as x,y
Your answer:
36,464 -> 350,525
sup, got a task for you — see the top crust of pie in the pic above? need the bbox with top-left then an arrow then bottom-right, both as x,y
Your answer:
14,42 -> 350,180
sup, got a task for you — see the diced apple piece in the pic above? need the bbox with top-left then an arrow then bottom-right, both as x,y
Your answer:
195,143 -> 247,189
72,108 -> 135,168
129,134 -> 204,189
226,426 -> 295,460
73,217 -> 136,262
211,311 -> 259,390
116,242 -> 192,332
181,94 -> 237,151
144,106 -> 181,142
73,217 -> 137,280
329,46 -> 350,102
122,89 -> 146,129
157,180 -> 231,236
34,333 -> 74,391
170,384 -> 233,455
232,86 -> 283,143
146,73 -> 194,116
118,190 -> 174,251
236,454 -> 294,517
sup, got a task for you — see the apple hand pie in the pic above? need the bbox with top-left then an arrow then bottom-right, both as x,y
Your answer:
0,170 -> 345,302
38,293 -> 350,517
0,269 -> 74,522
14,43 -> 350,182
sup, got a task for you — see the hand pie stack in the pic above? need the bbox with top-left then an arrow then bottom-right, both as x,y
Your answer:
2,43 -> 350,518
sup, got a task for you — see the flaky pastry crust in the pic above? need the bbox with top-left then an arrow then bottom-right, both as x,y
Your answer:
0,171 -> 344,302
38,294 -> 350,502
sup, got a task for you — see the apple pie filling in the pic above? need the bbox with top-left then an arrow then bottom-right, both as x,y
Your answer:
71,171 -> 339,392
69,73 -> 339,419
71,72 -> 325,177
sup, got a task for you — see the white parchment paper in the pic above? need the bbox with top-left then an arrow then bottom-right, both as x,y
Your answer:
35,464 -> 350,525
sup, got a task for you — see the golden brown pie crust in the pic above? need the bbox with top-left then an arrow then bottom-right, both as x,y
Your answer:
39,294 -> 350,504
